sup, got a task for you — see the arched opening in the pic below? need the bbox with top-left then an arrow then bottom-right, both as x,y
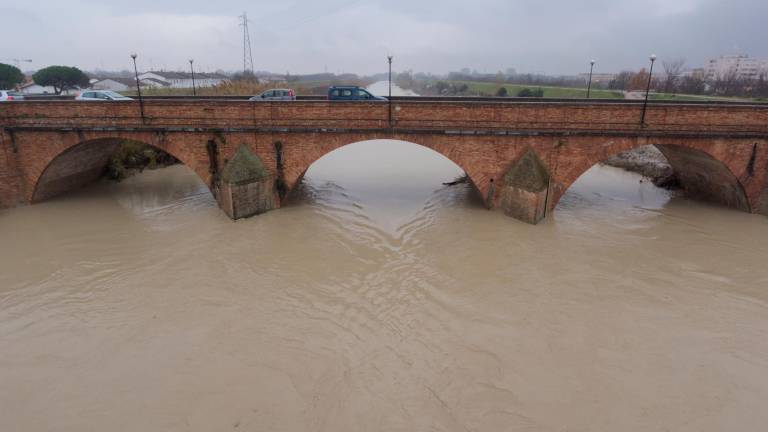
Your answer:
554,143 -> 750,217
284,139 -> 482,231
32,138 -> 212,205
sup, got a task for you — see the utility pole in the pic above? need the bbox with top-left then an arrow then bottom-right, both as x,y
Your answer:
387,56 -> 393,126
239,12 -> 255,74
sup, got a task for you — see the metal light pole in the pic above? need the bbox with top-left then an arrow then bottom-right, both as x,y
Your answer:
387,55 -> 393,126
189,59 -> 196,96
640,54 -> 657,127
130,53 -> 145,123
586,59 -> 595,98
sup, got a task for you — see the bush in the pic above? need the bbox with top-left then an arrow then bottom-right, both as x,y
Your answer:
496,87 -> 508,97
517,87 -> 544,97
106,141 -> 178,180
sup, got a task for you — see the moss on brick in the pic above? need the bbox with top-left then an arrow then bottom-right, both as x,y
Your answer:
221,145 -> 269,185
504,149 -> 549,192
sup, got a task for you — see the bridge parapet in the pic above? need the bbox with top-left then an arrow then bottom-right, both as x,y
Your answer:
3,100 -> 768,137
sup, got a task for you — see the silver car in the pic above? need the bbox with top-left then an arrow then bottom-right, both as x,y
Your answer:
76,90 -> 133,101
0,90 -> 24,101
249,88 -> 296,101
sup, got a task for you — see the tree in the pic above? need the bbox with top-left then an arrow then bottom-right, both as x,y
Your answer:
0,63 -> 24,89
628,69 -> 650,91
678,76 -> 706,95
608,71 -> 633,90
32,66 -> 90,94
662,58 -> 686,93
496,86 -> 508,97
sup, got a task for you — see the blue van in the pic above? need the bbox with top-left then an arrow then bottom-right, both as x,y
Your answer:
327,86 -> 387,101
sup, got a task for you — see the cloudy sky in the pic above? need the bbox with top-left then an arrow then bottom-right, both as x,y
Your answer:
1,0 -> 765,75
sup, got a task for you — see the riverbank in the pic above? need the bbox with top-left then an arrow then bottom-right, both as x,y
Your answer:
602,146 -> 678,188
106,140 -> 178,180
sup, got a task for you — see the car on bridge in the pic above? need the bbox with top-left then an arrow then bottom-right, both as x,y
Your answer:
249,88 -> 296,101
0,90 -> 24,101
327,86 -> 386,101
75,90 -> 133,101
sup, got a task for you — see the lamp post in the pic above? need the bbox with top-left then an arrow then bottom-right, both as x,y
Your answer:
130,53 -> 145,123
189,59 -> 196,96
640,54 -> 657,127
586,59 -> 595,98
387,55 -> 393,126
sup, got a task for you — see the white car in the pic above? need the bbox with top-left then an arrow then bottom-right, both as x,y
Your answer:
0,90 -> 24,101
76,90 -> 133,101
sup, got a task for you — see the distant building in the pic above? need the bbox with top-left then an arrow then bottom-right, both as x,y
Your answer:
681,68 -> 706,79
137,71 -> 228,88
19,82 -> 79,95
260,75 -> 288,84
704,55 -> 768,81
90,78 -> 137,92
579,72 -> 617,84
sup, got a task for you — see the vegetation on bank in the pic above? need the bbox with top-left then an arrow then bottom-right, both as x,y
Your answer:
106,140 -> 178,180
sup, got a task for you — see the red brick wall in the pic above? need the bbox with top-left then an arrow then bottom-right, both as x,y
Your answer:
1,100 -> 767,218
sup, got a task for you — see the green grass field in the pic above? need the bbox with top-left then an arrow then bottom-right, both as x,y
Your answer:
437,80 -> 625,99
649,93 -> 765,103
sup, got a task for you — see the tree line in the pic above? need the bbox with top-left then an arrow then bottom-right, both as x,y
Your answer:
0,63 -> 89,94
608,58 -> 768,98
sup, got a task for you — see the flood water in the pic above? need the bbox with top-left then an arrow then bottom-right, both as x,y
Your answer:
2,87 -> 768,431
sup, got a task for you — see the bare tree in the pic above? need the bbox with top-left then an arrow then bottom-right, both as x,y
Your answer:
662,58 -> 686,93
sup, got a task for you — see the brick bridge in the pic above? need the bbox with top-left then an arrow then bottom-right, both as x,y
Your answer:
1,98 -> 767,224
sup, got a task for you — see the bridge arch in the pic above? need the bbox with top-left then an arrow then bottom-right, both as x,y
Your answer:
549,138 -> 752,214
30,136 -> 212,204
277,134 -> 489,205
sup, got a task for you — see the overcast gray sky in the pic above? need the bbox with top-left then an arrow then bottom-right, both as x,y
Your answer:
1,0 -> 765,75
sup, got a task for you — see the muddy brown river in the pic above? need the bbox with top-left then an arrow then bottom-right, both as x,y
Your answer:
2,86 -> 768,431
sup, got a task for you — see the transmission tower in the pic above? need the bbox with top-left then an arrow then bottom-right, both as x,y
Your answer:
239,12 -> 255,74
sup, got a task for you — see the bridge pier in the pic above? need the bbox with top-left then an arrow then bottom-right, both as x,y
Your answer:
496,149 -> 551,224
0,129 -> 26,208
216,145 -> 276,220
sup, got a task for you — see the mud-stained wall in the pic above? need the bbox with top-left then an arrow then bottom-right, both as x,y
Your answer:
32,139 -> 122,202
657,144 -> 751,212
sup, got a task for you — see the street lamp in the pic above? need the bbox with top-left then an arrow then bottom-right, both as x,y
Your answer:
130,53 -> 145,123
640,54 -> 657,127
189,59 -> 196,96
586,59 -> 596,98
387,55 -> 393,126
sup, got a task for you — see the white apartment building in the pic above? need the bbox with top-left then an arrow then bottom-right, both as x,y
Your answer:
705,55 -> 768,81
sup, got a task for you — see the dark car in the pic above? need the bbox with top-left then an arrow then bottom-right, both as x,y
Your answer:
327,86 -> 386,101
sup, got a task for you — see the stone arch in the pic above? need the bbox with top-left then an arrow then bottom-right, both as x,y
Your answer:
30,136 -> 212,203
276,133 -> 488,205
548,137 -> 752,213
